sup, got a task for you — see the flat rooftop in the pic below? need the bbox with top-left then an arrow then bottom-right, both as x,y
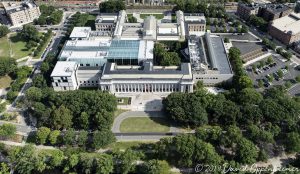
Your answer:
209,36 -> 232,74
103,62 -> 191,75
271,13 -> 300,35
59,39 -> 154,61
70,27 -> 91,38
51,61 -> 77,77
231,41 -> 264,55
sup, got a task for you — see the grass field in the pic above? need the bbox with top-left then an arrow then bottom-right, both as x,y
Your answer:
0,34 -> 32,59
117,97 -> 131,105
0,76 -> 12,89
120,117 -> 170,133
140,13 -> 164,19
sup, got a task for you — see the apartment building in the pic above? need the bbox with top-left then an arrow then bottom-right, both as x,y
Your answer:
269,13 -> 300,45
2,1 -> 40,27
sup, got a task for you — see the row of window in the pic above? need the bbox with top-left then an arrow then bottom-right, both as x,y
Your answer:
195,77 -> 219,80
79,80 -> 98,84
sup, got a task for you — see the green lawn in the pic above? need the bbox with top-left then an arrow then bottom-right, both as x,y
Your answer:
0,34 -> 32,59
117,97 -> 131,105
120,117 -> 170,133
0,75 -> 12,89
140,13 -> 164,19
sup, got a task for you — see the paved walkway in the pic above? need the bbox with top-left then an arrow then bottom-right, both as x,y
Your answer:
0,140 -> 55,149
112,111 -> 164,133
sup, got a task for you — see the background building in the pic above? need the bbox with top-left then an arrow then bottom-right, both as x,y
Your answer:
269,13 -> 300,45
2,1 -> 41,27
125,0 -> 165,6
237,2 -> 291,21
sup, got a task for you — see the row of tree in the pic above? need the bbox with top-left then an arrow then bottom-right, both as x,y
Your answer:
173,0 -> 227,18
25,88 -> 117,131
34,5 -> 63,25
35,127 -> 115,149
0,144 -> 171,174
99,0 -> 125,13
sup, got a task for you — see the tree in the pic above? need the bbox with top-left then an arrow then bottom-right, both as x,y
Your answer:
246,124 -> 274,144
127,16 -> 137,23
0,26 -> 9,38
220,125 -> 243,147
140,160 -> 171,174
26,87 -> 43,102
241,25 -> 248,33
258,149 -> 268,162
0,58 -> 17,76
77,130 -> 88,147
235,138 -> 258,164
266,56 -> 274,65
224,37 -> 230,43
92,130 -> 116,149
8,145 -> 45,174
25,40 -> 37,50
237,75 -> 253,89
63,128 -> 76,146
32,74 -> 47,88
277,69 -> 284,78
79,153 -> 114,174
240,104 -> 263,125
63,154 -> 79,173
51,105 -> 73,130
99,0 -> 125,13
0,162 -> 10,174
0,124 -> 16,139
94,110 -> 113,131
48,130 -> 60,145
114,149 -> 141,174
20,24 -> 39,42
296,75 -> 300,83
36,127 -> 51,145
237,88 -> 263,105
161,52 -> 181,66
79,112 -> 89,130
195,125 -> 222,144
285,132 -> 300,152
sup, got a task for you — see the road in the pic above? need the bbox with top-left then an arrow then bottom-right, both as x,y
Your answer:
4,11 -> 73,127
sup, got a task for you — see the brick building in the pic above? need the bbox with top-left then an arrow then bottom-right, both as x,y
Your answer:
269,13 -> 300,45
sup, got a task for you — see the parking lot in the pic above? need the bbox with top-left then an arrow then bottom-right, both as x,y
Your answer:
245,54 -> 300,92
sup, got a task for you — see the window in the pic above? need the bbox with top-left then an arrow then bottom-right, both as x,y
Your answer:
58,80 -> 61,83
80,64 -> 83,66
55,83 -> 58,87
86,64 -> 90,66
63,86 -> 66,90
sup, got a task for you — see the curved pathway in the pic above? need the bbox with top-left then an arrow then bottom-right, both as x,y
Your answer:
112,111 -> 164,133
